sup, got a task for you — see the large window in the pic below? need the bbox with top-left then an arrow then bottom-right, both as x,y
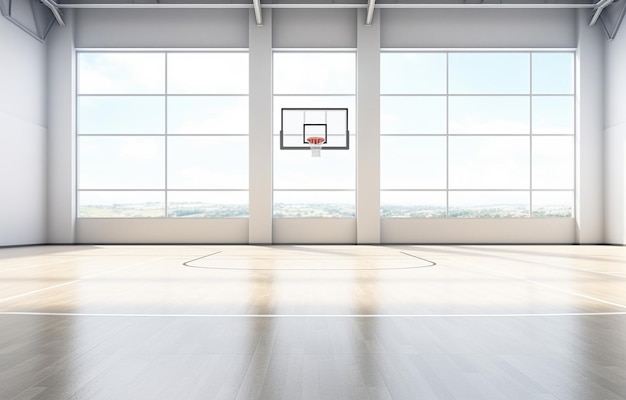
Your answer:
273,52 -> 356,218
381,51 -> 575,218
77,51 -> 249,218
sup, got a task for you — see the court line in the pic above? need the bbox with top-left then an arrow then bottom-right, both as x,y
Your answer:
0,250 -> 177,272
440,246 -> 626,280
524,280 -> 626,309
1,311 -> 625,318
456,260 -> 626,310
182,251 -> 436,271
0,259 -> 157,305
3,248 -> 624,316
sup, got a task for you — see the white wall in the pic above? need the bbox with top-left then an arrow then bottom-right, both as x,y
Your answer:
76,219 -> 248,244
378,8 -> 584,244
382,219 -> 576,244
576,10 -> 605,244
605,21 -> 626,244
47,8 -> 253,244
249,9 -> 273,244
357,8 -> 381,244
47,11 -> 75,244
0,16 -> 47,246
44,6 -> 606,245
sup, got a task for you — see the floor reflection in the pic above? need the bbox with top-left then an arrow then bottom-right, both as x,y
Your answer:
2,245 -> 626,399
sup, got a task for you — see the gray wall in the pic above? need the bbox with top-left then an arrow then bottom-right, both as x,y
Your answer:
605,24 -> 626,244
273,9 -> 357,48
381,9 -> 577,48
75,8 -> 249,48
0,16 -> 47,246
47,11 -> 75,244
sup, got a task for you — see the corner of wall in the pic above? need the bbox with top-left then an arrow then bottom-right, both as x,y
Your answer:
46,9 -> 76,244
603,17 -> 626,245
576,9 -> 606,244
0,15 -> 48,246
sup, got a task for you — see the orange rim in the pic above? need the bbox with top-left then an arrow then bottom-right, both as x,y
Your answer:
306,137 -> 325,145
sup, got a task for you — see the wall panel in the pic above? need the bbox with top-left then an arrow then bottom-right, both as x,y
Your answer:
382,9 -> 577,48
75,9 -> 249,48
0,16 -> 47,246
77,219 -> 248,244
604,22 -> 626,244
273,9 -> 357,48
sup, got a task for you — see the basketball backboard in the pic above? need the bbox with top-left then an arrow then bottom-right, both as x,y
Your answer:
280,108 -> 349,150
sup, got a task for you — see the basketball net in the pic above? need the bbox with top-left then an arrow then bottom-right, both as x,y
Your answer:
306,137 -> 325,157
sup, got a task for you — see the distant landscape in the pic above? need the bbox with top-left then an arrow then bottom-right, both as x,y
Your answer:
382,204 -> 572,218
79,202 -> 572,218
80,202 -> 248,218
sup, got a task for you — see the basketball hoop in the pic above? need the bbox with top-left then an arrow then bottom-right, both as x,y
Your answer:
306,136 -> 325,157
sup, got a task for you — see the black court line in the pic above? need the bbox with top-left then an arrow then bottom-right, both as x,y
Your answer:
182,250 -> 436,271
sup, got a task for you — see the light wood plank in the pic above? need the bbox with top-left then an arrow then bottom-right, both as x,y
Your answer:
0,245 -> 625,399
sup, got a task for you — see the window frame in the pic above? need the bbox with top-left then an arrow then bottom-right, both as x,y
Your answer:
75,49 -> 250,219
380,49 -> 577,219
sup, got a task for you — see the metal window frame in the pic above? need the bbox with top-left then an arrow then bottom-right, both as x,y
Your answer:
379,49 -> 577,219
75,50 -> 251,219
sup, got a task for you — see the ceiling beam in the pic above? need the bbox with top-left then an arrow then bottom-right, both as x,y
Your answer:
365,0 -> 376,26
41,0 -> 65,26
590,0 -> 615,26
53,2 -> 596,9
0,0 -> 8,17
30,0 -> 56,39
252,0 -> 262,26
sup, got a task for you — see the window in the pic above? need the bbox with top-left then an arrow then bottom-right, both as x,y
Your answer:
77,51 -> 249,218
381,51 -> 575,218
273,52 -> 356,218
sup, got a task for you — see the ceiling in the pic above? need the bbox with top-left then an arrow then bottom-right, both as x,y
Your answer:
3,0 -> 624,42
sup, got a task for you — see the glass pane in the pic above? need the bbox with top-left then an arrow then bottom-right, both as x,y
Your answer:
449,191 -> 529,218
78,96 -> 165,135
78,53 -> 165,94
273,139 -> 355,190
532,136 -> 574,189
273,191 -> 355,218
532,53 -> 574,95
381,137 -> 446,189
380,53 -> 446,94
79,137 -> 165,189
168,96 -> 248,134
381,191 -> 446,218
78,191 -> 165,218
532,96 -> 575,135
449,96 -> 529,134
167,53 -> 248,94
273,53 -> 356,94
168,191 -> 248,218
449,53 -> 529,94
168,137 -> 248,189
381,96 -> 446,134
532,191 -> 574,218
449,136 -> 529,189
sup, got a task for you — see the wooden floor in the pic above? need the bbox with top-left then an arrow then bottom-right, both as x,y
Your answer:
1,245 -> 626,400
